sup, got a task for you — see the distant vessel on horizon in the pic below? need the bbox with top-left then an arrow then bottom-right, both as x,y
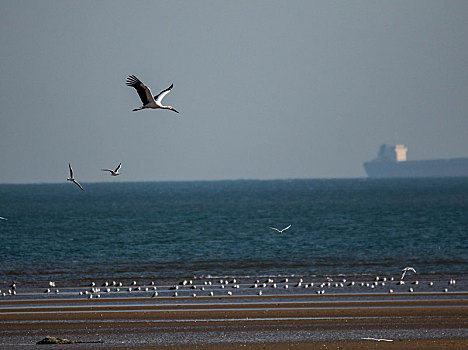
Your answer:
363,144 -> 468,178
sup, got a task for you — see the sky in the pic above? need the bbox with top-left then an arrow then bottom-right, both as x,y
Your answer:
1,0 -> 467,184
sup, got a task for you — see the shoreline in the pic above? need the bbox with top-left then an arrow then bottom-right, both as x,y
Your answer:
1,289 -> 467,348
1,275 -> 467,348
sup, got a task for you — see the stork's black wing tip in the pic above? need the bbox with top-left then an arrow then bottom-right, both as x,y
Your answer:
126,75 -> 141,86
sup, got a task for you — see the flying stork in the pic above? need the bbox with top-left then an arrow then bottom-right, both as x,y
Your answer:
126,75 -> 179,113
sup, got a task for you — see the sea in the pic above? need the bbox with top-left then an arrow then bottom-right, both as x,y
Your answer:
0,178 -> 467,284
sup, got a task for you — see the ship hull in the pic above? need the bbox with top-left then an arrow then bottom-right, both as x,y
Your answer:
363,158 -> 468,178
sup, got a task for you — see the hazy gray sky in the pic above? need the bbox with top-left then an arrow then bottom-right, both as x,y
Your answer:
1,1 -> 467,183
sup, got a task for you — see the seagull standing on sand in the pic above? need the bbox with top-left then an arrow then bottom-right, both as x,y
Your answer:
401,267 -> 416,280
270,225 -> 291,234
126,75 -> 179,113
101,163 -> 122,176
67,163 -> 84,191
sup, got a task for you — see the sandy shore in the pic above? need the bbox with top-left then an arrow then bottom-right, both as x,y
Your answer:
1,275 -> 467,348
1,291 -> 467,349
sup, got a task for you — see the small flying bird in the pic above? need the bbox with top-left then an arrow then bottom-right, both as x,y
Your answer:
361,338 -> 393,342
400,267 -> 416,280
0,217 -> 7,220
126,75 -> 179,113
67,163 -> 84,191
270,224 -> 291,234
101,163 -> 122,176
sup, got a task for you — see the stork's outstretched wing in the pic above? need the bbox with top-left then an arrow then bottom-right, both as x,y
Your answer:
126,75 -> 154,105
154,84 -> 174,104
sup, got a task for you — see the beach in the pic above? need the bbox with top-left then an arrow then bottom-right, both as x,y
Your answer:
1,276 -> 467,349
1,179 -> 467,348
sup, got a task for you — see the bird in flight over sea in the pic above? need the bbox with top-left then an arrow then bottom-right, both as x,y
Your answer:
0,216 -> 7,220
126,75 -> 179,113
401,266 -> 416,280
101,163 -> 122,176
67,163 -> 84,191
270,225 -> 292,234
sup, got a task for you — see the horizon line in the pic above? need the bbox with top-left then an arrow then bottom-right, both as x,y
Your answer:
0,176 -> 366,186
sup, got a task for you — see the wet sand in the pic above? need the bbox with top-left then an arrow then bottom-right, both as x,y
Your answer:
1,275 -> 467,348
1,292 -> 467,348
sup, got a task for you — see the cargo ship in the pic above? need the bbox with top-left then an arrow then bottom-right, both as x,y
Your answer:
363,144 -> 468,178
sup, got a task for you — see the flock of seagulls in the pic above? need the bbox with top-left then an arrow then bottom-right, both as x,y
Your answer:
5,76 -> 448,301
0,74 -> 461,350
3,271 -> 460,299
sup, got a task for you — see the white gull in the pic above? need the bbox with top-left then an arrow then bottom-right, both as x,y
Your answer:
270,224 -> 291,234
101,163 -> 122,176
67,163 -> 84,191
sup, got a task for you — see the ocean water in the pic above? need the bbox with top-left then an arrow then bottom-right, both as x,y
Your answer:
0,178 -> 467,283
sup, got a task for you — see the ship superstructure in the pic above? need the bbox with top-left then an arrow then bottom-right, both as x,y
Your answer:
363,144 -> 468,178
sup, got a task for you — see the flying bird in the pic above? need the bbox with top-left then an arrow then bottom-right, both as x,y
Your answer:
0,217 -> 7,220
401,267 -> 416,280
361,338 -> 393,342
270,225 -> 292,234
101,163 -> 122,176
126,75 -> 179,113
67,163 -> 84,191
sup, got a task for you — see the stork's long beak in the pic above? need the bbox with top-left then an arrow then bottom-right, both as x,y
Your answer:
172,108 -> 179,114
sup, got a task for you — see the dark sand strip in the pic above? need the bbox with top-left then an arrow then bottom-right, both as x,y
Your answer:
130,339 -> 468,350
1,297 -> 467,313
1,304 -> 467,321
1,294 -> 467,348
